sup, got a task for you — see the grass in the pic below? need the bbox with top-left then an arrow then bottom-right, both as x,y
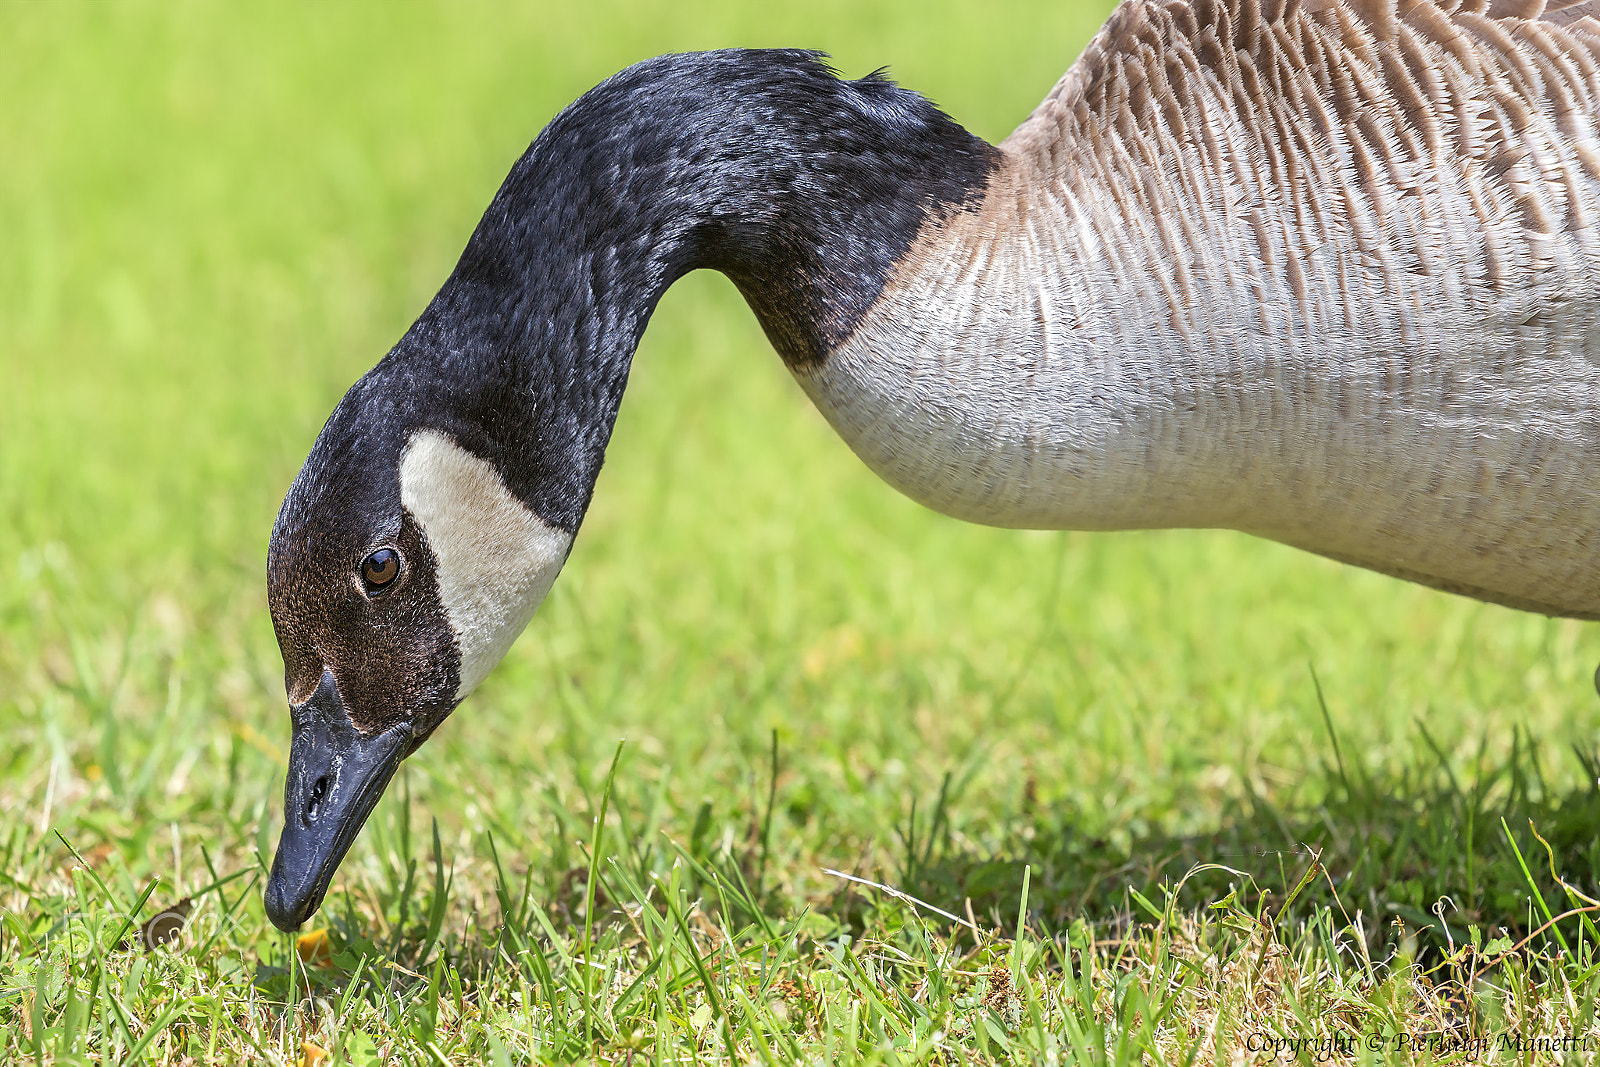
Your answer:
5,1 -> 1600,1063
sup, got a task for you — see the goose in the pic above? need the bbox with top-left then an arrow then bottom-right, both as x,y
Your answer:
261,0 -> 1600,931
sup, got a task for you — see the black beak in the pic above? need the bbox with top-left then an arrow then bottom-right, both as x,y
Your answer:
263,669 -> 411,932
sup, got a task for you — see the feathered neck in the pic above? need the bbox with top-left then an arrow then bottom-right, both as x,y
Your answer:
323,50 -> 998,536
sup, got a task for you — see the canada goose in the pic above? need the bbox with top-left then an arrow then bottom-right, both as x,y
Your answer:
262,0 -> 1600,930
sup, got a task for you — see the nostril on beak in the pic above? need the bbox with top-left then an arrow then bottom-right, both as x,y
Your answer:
304,775 -> 330,824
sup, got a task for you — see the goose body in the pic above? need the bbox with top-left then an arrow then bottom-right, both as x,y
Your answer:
264,0 -> 1600,929
810,0 -> 1600,615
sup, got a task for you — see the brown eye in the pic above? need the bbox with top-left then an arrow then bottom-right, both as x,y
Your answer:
361,548 -> 401,592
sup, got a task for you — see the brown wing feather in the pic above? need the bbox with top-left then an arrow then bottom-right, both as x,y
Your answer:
997,0 -> 1600,325
1010,0 -> 1600,183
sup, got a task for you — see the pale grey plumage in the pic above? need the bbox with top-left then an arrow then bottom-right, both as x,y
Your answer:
796,0 -> 1600,617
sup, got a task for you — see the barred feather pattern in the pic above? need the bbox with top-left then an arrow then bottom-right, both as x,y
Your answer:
798,0 -> 1600,617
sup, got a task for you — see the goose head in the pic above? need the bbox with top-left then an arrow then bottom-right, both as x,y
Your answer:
262,376 -> 573,929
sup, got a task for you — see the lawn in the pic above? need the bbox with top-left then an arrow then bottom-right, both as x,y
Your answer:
6,2 -> 1600,1063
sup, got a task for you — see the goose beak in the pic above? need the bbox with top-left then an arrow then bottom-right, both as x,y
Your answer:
263,670 -> 411,932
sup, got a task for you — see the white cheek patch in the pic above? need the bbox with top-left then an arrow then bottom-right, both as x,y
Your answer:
398,429 -> 574,699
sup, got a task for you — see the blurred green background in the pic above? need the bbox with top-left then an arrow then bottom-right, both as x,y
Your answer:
4,0 -> 1599,960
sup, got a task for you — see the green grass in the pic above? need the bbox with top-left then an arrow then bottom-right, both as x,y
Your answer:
7,2 -> 1600,1063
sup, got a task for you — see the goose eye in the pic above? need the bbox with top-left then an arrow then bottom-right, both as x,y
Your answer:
361,548 -> 401,592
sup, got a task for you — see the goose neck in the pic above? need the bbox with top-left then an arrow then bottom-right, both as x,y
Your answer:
385,50 -> 997,529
